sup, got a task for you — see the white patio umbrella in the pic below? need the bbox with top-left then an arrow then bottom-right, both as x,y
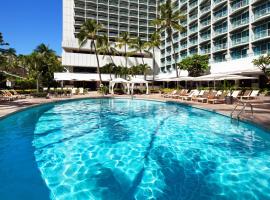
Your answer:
129,78 -> 149,95
109,78 -> 130,94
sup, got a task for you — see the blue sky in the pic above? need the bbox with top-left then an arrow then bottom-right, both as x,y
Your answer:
0,0 -> 62,56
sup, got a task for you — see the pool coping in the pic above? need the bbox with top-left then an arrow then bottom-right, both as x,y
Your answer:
0,95 -> 269,132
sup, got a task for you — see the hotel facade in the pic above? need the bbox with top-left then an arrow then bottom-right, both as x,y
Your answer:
160,0 -> 270,79
62,0 -> 160,80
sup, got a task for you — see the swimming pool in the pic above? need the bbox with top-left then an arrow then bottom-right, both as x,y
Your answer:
0,98 -> 270,199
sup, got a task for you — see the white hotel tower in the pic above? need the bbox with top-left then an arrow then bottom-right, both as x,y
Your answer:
62,0 -> 160,79
160,0 -> 270,80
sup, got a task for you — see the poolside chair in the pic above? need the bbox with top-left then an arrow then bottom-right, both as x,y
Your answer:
241,90 -> 259,100
79,88 -> 84,95
0,90 -> 16,101
172,89 -> 188,99
72,88 -> 77,95
229,90 -> 241,99
238,90 -> 251,100
197,91 -> 217,103
10,89 -> 26,99
182,90 -> 200,101
162,90 -> 177,98
193,91 -> 209,102
208,92 -> 226,104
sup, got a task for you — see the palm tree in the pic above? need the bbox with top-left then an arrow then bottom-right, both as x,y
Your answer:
117,32 -> 131,71
97,34 -> 118,66
146,32 -> 161,82
100,63 -> 115,80
152,0 -> 185,77
139,64 -> 151,80
129,37 -> 147,64
253,54 -> 270,82
34,43 -> 55,55
77,19 -> 103,84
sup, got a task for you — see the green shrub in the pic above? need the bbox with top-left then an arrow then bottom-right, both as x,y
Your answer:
15,89 -> 37,94
31,92 -> 48,98
14,79 -> 36,90
161,88 -> 175,94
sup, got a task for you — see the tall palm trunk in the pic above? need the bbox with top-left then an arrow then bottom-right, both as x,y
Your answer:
92,41 -> 102,84
152,48 -> 155,88
170,34 -> 178,78
140,49 -> 144,64
124,44 -> 127,79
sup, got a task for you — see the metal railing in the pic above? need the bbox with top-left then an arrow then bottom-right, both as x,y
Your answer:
230,100 -> 254,122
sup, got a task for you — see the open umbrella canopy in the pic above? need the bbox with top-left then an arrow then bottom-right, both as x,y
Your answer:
110,78 -> 129,83
54,73 -> 111,81
129,77 -> 148,83
194,74 -> 258,81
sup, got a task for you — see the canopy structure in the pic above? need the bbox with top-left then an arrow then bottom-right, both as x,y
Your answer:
109,78 -> 130,94
129,78 -> 149,95
54,73 -> 111,82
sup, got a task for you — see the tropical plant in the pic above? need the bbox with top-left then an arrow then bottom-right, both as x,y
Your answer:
152,0 -> 185,77
146,32 -> 161,82
97,34 -> 118,66
117,32 -> 131,71
138,64 -> 151,80
178,54 -> 209,77
100,63 -> 115,80
252,54 -> 270,82
77,19 -> 103,84
129,37 -> 147,64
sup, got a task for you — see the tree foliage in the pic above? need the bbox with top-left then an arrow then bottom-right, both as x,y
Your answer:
152,0 -> 185,77
252,54 -> 270,81
178,54 -> 209,77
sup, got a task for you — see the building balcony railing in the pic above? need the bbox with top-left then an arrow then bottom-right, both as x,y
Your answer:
181,32 -> 188,37
200,35 -> 211,42
189,1 -> 198,9
231,18 -> 249,29
181,44 -> 188,49
214,27 -> 227,37
254,7 -> 270,20
189,14 -> 198,21
213,0 -> 226,7
231,37 -> 249,46
189,26 -> 198,34
200,20 -> 211,28
231,0 -> 249,12
201,48 -> 211,54
214,43 -> 227,51
254,29 -> 270,40
200,6 -> 211,16
189,40 -> 198,45
214,11 -> 227,21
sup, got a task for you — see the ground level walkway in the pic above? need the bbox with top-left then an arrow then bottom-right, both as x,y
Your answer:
0,92 -> 270,130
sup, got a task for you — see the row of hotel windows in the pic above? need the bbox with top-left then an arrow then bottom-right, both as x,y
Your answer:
161,42 -> 270,65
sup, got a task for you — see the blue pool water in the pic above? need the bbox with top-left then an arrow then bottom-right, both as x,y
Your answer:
0,98 -> 270,200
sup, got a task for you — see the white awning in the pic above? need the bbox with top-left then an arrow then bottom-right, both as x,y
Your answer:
54,73 -> 112,81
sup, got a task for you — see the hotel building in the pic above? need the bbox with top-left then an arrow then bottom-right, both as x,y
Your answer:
160,0 -> 270,80
62,0 -> 160,80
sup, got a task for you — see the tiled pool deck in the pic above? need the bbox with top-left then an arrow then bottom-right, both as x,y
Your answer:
0,92 -> 270,130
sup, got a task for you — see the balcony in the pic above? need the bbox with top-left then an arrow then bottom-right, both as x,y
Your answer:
254,29 -> 270,41
231,0 -> 249,12
189,26 -> 198,34
200,20 -> 211,28
213,0 -> 226,7
189,14 -> 198,22
214,27 -> 227,37
201,48 -> 211,54
189,1 -> 198,10
181,32 -> 188,37
200,6 -> 211,16
189,39 -> 198,46
214,43 -> 227,51
214,10 -> 228,21
231,18 -> 249,29
254,7 -> 270,21
200,34 -> 211,42
231,36 -> 249,46
181,44 -> 188,49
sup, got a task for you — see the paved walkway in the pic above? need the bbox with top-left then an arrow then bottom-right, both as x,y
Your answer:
0,92 -> 270,130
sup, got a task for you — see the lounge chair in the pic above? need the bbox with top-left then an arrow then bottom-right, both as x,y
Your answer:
79,88 -> 84,95
208,92 -> 227,104
197,91 -> 217,103
230,90 -> 241,99
0,90 -> 16,101
162,90 -> 177,98
173,89 -> 188,99
72,88 -> 77,95
10,89 -> 26,99
241,90 -> 259,100
193,91 -> 209,102
182,90 -> 200,101
238,90 -> 251,100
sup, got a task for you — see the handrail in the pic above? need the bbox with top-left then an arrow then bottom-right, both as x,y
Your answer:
230,99 -> 254,122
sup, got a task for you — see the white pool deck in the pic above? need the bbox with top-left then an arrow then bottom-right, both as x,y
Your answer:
0,92 -> 270,130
